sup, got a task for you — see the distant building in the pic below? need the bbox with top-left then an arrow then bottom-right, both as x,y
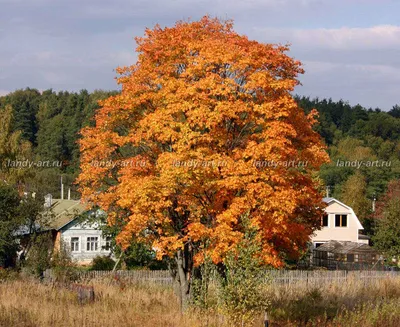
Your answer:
17,196 -> 113,265
47,198 -> 113,265
311,197 -> 369,249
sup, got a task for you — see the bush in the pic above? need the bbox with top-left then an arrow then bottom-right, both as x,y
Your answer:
51,242 -> 78,283
0,267 -> 19,282
218,224 -> 270,326
24,233 -> 53,277
90,256 -> 115,271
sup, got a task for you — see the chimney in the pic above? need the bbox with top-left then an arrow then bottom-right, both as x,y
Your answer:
44,194 -> 52,208
61,176 -> 64,200
68,188 -> 71,200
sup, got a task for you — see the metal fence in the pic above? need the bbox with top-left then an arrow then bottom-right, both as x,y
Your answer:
44,269 -> 400,286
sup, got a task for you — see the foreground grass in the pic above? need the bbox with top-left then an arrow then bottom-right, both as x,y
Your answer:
0,279 -> 210,327
0,276 -> 400,326
266,277 -> 400,327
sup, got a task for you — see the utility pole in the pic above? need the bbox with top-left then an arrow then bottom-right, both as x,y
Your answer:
325,186 -> 331,198
372,193 -> 376,212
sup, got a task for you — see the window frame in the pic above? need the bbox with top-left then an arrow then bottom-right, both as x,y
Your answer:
335,214 -> 348,227
104,236 -> 112,251
321,214 -> 329,227
70,237 -> 80,252
86,236 -> 99,252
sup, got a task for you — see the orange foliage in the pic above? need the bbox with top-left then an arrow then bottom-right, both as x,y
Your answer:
77,16 -> 329,267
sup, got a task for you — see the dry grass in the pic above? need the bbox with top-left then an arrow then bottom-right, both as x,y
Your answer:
0,279 -> 216,327
1,275 -> 400,327
266,277 -> 400,327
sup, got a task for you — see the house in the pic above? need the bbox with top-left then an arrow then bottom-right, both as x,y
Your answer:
16,194 -> 113,266
46,196 -> 113,265
310,197 -> 369,249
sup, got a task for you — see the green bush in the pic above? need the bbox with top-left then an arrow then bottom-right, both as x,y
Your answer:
0,268 -> 19,282
25,233 -> 53,277
90,255 -> 115,271
218,223 -> 271,326
51,242 -> 78,283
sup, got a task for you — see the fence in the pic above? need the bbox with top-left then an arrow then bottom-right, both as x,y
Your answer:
43,269 -> 173,284
44,269 -> 400,286
266,269 -> 400,286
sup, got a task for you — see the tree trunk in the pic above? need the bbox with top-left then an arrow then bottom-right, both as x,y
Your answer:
170,244 -> 193,312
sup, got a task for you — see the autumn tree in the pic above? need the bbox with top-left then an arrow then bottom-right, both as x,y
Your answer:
340,171 -> 372,230
373,180 -> 400,264
0,105 -> 32,185
77,16 -> 329,309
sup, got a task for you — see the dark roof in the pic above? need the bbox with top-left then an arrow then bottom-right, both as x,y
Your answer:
314,240 -> 378,254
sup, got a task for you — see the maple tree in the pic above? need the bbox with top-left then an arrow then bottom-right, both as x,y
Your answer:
77,16 -> 329,308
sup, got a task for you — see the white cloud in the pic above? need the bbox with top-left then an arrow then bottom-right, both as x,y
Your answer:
256,25 -> 400,50
0,89 -> 10,96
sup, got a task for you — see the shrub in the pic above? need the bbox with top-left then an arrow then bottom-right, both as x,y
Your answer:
218,224 -> 271,326
51,241 -> 78,283
90,256 -> 116,271
0,267 -> 19,282
24,233 -> 53,277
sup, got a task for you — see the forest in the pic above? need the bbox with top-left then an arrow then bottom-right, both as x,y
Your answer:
1,87 -> 400,240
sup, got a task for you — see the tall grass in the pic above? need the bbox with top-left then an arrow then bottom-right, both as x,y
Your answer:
0,279 -> 209,327
265,277 -> 400,326
0,275 -> 400,326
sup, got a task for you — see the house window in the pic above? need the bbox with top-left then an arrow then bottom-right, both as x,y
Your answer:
71,237 -> 79,252
335,214 -> 347,227
104,237 -> 112,251
86,237 -> 99,251
321,214 -> 329,227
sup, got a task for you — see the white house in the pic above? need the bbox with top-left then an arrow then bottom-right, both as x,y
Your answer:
47,197 -> 113,265
310,197 -> 369,248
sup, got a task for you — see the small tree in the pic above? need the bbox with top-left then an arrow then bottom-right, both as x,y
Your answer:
24,233 -> 53,277
218,222 -> 271,326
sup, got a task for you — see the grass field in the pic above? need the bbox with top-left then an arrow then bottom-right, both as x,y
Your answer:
1,275 -> 400,327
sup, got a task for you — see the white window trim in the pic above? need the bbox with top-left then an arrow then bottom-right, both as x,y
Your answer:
86,236 -> 99,252
334,213 -> 350,228
321,213 -> 330,228
70,236 -> 80,252
103,237 -> 112,252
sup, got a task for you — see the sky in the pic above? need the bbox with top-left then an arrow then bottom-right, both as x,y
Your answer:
0,0 -> 399,110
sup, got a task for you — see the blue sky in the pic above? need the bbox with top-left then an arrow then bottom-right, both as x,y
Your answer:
1,0 -> 399,110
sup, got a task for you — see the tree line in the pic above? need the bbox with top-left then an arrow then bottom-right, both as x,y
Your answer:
1,89 -> 400,215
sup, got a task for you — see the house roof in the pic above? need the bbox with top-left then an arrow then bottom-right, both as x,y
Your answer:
44,199 -> 86,230
14,199 -> 86,236
314,240 -> 378,254
322,197 -> 364,230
